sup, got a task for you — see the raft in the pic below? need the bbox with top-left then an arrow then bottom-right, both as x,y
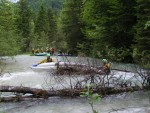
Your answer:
30,62 -> 76,72
31,62 -> 57,71
57,54 -> 72,56
34,52 -> 48,56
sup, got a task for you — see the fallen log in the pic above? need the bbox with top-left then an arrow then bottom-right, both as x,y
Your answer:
0,85 -> 150,102
0,95 -> 51,102
0,86 -> 50,98
55,62 -> 109,75
55,61 -> 135,75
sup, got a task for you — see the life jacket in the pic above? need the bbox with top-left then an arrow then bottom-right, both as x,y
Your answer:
104,64 -> 111,69
103,63 -> 111,74
47,57 -> 52,62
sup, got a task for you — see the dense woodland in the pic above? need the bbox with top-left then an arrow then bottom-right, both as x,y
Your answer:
0,0 -> 149,68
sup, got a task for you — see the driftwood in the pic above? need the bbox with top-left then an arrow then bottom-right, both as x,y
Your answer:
1,85 -> 150,102
55,62 -> 109,75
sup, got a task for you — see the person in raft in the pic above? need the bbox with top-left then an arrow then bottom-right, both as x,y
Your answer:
31,48 -> 35,54
33,54 -> 54,67
98,59 -> 111,75
38,54 -> 55,64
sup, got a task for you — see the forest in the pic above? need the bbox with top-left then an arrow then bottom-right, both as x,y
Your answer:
0,0 -> 149,68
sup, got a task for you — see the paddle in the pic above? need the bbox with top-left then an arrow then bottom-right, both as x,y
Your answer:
32,64 -> 38,67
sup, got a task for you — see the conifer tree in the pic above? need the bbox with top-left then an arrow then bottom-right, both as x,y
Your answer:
0,0 -> 19,56
82,0 -> 136,61
34,5 -> 49,36
34,5 -> 50,48
61,0 -> 84,54
16,0 -> 32,52
47,8 -> 57,44
0,0 -> 15,30
133,0 -> 150,67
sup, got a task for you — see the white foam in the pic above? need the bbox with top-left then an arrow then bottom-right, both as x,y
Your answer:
0,71 -> 36,81
0,71 -> 46,88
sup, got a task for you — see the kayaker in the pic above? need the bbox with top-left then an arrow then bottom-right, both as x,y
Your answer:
35,48 -> 39,53
50,47 -> 55,56
38,54 -> 55,64
40,48 -> 44,53
46,47 -> 50,53
98,59 -> 111,75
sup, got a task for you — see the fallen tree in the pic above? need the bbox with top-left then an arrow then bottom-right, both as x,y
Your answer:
0,85 -> 150,102
55,61 -> 110,75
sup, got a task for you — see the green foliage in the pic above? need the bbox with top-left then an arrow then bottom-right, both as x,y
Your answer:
47,8 -> 57,44
133,0 -> 150,68
145,21 -> 150,29
35,5 -> 49,35
16,0 -> 32,37
16,0 -> 33,52
0,0 -> 16,30
60,0 -> 84,54
26,0 -> 64,14
0,28 -> 20,56
81,0 -> 136,62
97,46 -> 133,63
34,5 -> 58,48
54,17 -> 67,51
0,0 -> 20,56
77,41 -> 91,56
15,0 -> 59,52
80,84 -> 101,113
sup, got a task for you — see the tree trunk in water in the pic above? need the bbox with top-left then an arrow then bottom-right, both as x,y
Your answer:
0,85 -> 150,102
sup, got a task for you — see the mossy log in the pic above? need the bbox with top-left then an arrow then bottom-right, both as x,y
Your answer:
0,85 -> 150,102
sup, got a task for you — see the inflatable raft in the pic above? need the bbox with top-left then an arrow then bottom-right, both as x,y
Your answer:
31,62 -> 75,71
57,54 -> 72,56
34,52 -> 48,56
31,62 -> 57,71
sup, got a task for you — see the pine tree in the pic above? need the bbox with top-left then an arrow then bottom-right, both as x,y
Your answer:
26,0 -> 64,13
0,0 -> 20,56
82,0 -> 136,62
133,0 -> 150,67
34,5 -> 49,36
0,0 -> 15,30
16,0 -> 32,52
47,8 -> 57,44
61,0 -> 84,54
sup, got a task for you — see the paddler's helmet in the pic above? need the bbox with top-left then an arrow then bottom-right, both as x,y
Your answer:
102,59 -> 107,63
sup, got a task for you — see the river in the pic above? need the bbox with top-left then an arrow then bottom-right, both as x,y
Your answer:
0,55 -> 150,113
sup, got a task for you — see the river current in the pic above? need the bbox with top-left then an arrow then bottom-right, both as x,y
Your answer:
0,55 -> 150,113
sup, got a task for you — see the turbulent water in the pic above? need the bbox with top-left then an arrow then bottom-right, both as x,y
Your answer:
0,55 -> 150,113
